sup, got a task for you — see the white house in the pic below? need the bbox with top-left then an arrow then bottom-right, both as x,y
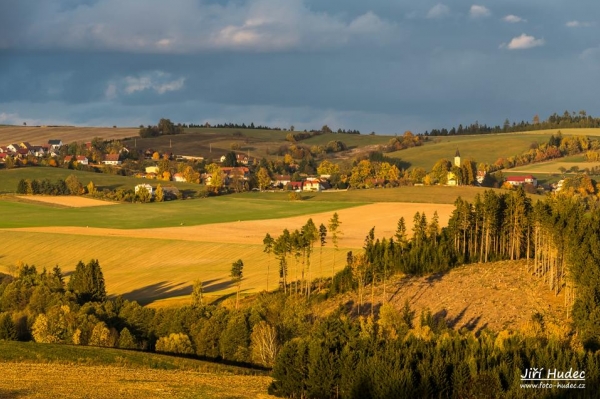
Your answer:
7,144 -> 20,153
102,154 -> 121,165
303,178 -> 323,192
505,175 -> 537,187
48,139 -> 63,150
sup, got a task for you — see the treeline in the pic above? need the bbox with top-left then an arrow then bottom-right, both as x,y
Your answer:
185,122 -> 361,134
0,262 -> 311,368
492,132 -> 599,171
188,122 -> 278,130
16,176 -> 82,196
423,110 -> 600,136
139,118 -> 184,138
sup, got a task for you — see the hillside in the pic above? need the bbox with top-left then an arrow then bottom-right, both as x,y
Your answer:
0,126 -> 137,144
387,129 -> 600,170
0,341 -> 272,399
319,259 -> 567,333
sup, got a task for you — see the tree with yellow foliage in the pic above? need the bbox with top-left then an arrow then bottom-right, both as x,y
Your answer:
317,160 -> 340,176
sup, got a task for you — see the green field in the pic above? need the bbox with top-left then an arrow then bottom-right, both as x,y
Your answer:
388,133 -> 555,170
387,129 -> 600,170
0,195 -> 360,229
0,167 -> 204,196
0,184 -> 498,230
0,341 -> 272,399
508,160 -> 600,174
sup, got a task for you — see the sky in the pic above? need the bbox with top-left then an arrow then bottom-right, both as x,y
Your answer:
1,0 -> 599,134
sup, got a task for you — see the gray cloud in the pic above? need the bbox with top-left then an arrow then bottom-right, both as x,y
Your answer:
2,0 -> 600,134
2,0 -> 398,53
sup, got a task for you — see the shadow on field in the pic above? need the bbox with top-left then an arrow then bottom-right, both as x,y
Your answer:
0,388 -> 29,398
119,281 -> 193,305
203,279 -> 234,293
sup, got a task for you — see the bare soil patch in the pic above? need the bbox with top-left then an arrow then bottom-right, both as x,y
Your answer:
15,195 -> 117,208
7,202 -> 454,248
0,362 -> 273,399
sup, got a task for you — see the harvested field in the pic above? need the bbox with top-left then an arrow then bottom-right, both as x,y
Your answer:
15,195 -> 117,208
4,202 -> 454,248
0,202 -> 455,303
0,362 -> 273,399
320,260 -> 567,332
0,126 -> 137,144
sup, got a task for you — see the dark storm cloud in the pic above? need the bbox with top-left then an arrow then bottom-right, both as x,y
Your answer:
1,0 -> 600,133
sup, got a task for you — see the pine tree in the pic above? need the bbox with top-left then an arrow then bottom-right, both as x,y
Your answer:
231,259 -> 244,309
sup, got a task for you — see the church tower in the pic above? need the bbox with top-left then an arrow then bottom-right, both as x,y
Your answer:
454,149 -> 461,167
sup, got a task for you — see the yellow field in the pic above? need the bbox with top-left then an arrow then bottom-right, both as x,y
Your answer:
16,195 -> 117,207
0,126 -> 137,144
0,203 -> 454,305
0,362 -> 273,399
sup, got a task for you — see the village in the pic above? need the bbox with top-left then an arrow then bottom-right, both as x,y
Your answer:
0,137 -> 564,198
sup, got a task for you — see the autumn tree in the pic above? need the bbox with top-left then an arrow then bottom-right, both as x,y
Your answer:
156,333 -> 194,354
206,163 -> 223,194
257,167 -> 271,191
154,184 -> 164,202
65,174 -> 82,195
86,181 -> 97,196
317,160 -> 340,176
182,166 -> 200,183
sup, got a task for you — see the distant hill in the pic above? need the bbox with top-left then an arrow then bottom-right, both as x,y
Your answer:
0,126 -> 138,144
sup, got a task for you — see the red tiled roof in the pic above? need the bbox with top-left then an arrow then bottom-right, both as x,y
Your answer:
506,175 -> 535,182
104,154 -> 120,161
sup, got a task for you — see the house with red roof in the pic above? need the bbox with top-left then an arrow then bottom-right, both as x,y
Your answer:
102,154 -> 121,165
505,175 -> 537,187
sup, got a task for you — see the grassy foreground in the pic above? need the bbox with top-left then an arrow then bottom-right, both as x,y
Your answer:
0,341 -> 273,399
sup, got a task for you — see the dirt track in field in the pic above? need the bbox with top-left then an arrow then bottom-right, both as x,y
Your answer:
16,195 -> 117,207
5,202 -> 454,248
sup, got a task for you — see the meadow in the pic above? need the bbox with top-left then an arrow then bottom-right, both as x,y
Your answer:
0,341 -> 272,399
387,133 -> 556,169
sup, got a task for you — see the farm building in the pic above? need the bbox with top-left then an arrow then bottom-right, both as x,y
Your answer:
64,155 -> 89,165
505,175 -> 537,187
303,178 -> 324,192
102,154 -> 121,165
